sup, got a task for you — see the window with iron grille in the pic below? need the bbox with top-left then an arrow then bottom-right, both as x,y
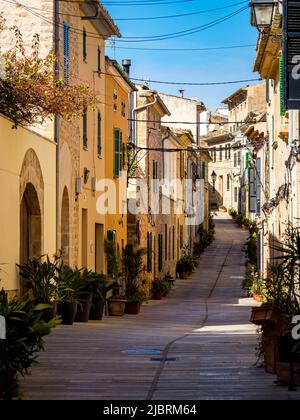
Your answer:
83,28 -> 87,61
83,112 -> 88,149
97,111 -> 102,157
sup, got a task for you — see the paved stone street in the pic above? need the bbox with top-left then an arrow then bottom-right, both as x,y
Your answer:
22,215 -> 300,400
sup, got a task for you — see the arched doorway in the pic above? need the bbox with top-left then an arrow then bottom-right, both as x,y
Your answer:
20,183 -> 42,264
61,187 -> 70,265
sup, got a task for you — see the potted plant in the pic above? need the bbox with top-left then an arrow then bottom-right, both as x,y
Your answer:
123,245 -> 146,315
105,239 -> 127,317
152,278 -> 171,300
0,289 -> 59,400
176,256 -> 195,280
17,256 -> 60,322
89,274 -> 116,321
57,266 -> 79,325
125,292 -> 146,315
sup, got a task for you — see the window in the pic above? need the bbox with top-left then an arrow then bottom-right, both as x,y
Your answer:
147,232 -> 153,273
213,148 -> 217,162
113,90 -> 117,111
201,161 -> 206,179
113,129 -> 123,177
63,21 -> 70,85
158,234 -> 163,272
227,144 -> 231,160
172,226 -> 175,260
97,46 -> 101,73
97,111 -> 102,156
165,224 -> 168,261
225,145 -> 228,160
83,28 -> 87,61
234,153 -> 237,167
227,174 -> 230,191
234,187 -> 238,203
83,112 -> 88,149
153,160 -> 158,193
238,151 -> 241,166
121,100 -> 126,118
219,146 -> 223,162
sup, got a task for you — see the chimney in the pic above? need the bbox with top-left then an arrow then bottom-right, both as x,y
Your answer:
122,59 -> 132,76
179,89 -> 184,98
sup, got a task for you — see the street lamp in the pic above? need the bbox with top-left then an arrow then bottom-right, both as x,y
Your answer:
211,171 -> 217,191
250,0 -> 275,30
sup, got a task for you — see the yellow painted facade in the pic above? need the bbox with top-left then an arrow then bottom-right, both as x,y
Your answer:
0,116 -> 56,294
104,58 -> 136,258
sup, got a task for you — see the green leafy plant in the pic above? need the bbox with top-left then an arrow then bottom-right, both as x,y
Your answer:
0,289 -> 59,400
104,239 -> 120,282
152,278 -> 172,297
176,256 -> 195,274
236,213 -> 243,227
0,15 -> 94,128
245,232 -> 258,268
123,245 -> 146,301
228,208 -> 237,218
17,257 -> 59,304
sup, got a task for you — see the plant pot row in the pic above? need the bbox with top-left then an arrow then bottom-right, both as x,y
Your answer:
250,306 -> 300,386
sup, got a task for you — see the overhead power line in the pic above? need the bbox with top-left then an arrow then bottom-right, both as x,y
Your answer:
128,119 -> 261,125
4,0 -> 248,43
10,1 -> 248,21
101,70 -> 262,86
108,44 -> 256,52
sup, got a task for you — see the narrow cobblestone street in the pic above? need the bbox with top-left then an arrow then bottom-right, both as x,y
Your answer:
21,215 -> 300,400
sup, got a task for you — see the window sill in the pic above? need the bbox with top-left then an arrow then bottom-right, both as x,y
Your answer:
83,146 -> 88,151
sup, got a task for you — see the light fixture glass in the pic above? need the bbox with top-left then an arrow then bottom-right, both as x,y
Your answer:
251,0 -> 275,30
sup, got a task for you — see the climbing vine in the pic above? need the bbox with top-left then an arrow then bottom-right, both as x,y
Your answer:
0,15 -> 94,128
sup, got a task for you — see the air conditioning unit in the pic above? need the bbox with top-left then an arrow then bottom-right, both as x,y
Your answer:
75,177 -> 82,195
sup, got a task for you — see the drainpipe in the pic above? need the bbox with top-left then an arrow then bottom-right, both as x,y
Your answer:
131,93 -> 159,145
54,0 -> 60,251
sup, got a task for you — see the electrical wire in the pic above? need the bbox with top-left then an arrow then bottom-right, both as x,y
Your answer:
107,43 -> 256,52
5,0 -> 249,43
101,70 -> 261,86
10,1 -> 248,22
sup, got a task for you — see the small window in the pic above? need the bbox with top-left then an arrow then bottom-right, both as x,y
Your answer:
97,46 -> 101,73
147,232 -> 153,273
234,187 -> 238,203
227,174 -> 230,191
97,111 -> 102,156
219,146 -> 223,162
63,21 -> 70,85
121,100 -> 126,118
83,28 -> 87,61
153,160 -> 158,193
158,234 -> 163,273
113,90 -> 117,111
83,112 -> 88,149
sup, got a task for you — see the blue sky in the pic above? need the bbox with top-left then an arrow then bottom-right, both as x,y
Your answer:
103,0 -> 259,110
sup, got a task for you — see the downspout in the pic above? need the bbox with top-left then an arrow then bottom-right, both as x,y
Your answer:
54,0 -> 60,251
131,93 -> 159,145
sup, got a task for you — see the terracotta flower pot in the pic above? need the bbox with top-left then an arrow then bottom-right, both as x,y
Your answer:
250,305 -> 282,326
108,299 -> 126,317
153,292 -> 164,301
125,302 -> 141,315
179,272 -> 189,280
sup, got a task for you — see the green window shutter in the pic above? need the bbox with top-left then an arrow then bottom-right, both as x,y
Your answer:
246,152 -> 250,170
63,21 -> 70,85
119,130 -> 123,171
147,232 -> 152,273
83,112 -> 88,148
279,57 -> 286,117
114,129 -> 120,177
97,111 -> 102,156
83,28 -> 87,61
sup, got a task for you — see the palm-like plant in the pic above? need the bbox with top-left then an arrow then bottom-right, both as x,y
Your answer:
271,224 -> 300,313
17,257 -> 59,304
123,245 -> 146,299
